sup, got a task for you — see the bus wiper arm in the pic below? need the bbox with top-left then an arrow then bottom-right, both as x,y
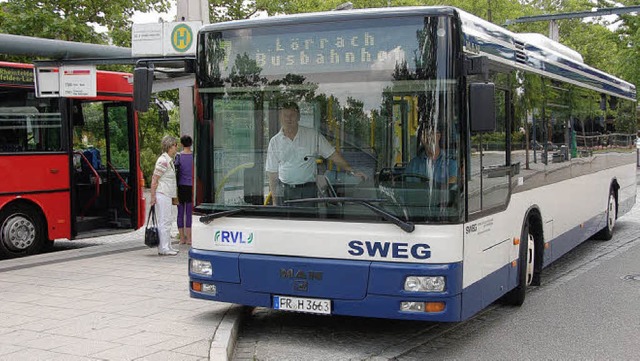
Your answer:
285,197 -> 415,233
199,208 -> 245,224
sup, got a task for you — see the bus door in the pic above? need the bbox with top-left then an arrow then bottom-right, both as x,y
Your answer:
374,95 -> 418,183
69,100 -> 138,238
465,76 -> 514,304
393,96 -> 419,169
467,83 -> 511,216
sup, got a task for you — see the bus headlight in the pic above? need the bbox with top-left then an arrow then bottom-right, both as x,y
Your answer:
190,259 -> 212,276
404,276 -> 445,292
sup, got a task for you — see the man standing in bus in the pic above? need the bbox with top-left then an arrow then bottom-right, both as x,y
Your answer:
405,122 -> 458,186
266,102 -> 365,206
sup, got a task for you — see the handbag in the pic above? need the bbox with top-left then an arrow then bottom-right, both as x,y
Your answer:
172,153 -> 180,206
174,153 -> 181,177
144,205 -> 160,247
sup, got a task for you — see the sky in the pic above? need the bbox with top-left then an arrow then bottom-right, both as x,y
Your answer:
131,4 -> 177,25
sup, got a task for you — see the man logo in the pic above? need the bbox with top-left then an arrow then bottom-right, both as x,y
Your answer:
279,269 -> 323,280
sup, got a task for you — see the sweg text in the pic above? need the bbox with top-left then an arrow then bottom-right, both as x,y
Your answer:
347,240 -> 431,259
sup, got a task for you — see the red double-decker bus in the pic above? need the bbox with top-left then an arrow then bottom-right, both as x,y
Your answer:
0,61 -> 145,258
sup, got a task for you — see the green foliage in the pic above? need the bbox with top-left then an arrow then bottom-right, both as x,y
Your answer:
138,102 -> 180,185
0,0 -> 171,48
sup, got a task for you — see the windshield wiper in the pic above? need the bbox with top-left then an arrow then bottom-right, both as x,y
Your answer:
284,197 -> 415,233
198,204 -> 289,224
199,208 -> 246,224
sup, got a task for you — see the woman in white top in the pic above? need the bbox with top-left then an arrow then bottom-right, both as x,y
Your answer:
150,135 -> 179,256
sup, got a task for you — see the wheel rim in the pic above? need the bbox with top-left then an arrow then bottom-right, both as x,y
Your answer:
525,233 -> 535,286
1,214 -> 36,251
607,194 -> 616,231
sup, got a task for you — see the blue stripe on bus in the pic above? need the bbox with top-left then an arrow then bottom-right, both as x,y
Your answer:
189,249 -> 464,321
544,212 -> 603,267
190,281 -> 464,321
460,263 -> 514,320
543,193 -> 634,267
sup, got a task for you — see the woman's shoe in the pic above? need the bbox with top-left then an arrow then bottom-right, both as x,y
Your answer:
158,250 -> 178,256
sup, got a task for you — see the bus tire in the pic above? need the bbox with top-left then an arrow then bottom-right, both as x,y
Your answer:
0,203 -> 46,258
503,221 -> 535,306
593,189 -> 616,241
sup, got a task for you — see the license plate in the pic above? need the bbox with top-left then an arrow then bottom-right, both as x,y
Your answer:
273,295 -> 331,315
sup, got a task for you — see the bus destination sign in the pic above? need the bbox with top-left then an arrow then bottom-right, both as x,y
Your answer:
0,66 -> 33,86
220,24 -> 421,76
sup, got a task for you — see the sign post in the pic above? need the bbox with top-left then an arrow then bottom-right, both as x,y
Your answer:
60,65 -> 96,97
35,65 -> 97,98
132,22 -> 201,57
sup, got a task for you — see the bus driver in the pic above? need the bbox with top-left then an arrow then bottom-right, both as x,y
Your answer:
404,122 -> 458,185
266,102 -> 365,206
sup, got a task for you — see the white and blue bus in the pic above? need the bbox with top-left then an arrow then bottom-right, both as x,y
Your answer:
188,6 -> 637,321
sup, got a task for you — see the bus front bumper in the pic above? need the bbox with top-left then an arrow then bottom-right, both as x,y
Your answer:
189,249 -> 464,322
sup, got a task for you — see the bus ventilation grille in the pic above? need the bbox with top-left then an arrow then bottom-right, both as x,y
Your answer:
514,40 -> 527,64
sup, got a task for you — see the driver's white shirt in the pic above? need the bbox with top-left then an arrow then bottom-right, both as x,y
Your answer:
266,126 -> 335,185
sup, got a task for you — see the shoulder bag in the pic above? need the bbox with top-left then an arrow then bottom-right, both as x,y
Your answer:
172,153 -> 180,205
144,205 -> 160,247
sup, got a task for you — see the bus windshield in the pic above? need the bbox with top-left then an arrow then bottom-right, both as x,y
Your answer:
196,15 -> 463,223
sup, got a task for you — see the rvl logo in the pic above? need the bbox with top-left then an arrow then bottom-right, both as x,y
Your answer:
214,230 -> 254,244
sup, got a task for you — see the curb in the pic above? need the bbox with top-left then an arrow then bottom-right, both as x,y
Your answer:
0,238 -> 146,273
210,305 -> 248,361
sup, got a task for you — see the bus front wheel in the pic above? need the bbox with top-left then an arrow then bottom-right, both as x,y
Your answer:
503,222 -> 535,306
0,204 -> 46,258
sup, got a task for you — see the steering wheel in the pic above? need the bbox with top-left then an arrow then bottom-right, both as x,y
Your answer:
392,173 -> 431,183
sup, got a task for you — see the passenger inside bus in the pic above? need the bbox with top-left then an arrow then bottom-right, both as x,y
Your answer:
265,101 -> 366,206
403,122 -> 458,186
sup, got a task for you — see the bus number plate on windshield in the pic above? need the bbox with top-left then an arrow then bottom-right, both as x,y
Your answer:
273,295 -> 331,315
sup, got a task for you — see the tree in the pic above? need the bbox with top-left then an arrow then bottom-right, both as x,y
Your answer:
0,0 -> 171,48
0,0 -> 177,184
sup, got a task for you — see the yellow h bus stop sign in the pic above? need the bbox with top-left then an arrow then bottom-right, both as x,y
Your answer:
132,21 -> 201,56
171,24 -> 194,53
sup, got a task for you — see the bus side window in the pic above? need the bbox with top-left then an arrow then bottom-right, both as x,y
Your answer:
468,87 -> 510,214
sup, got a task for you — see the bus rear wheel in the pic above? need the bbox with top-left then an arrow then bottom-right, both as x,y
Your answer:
593,189 -> 616,241
503,222 -> 535,306
0,204 -> 46,258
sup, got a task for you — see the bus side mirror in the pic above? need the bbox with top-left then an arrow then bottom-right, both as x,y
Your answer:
469,83 -> 496,133
134,65 -> 154,112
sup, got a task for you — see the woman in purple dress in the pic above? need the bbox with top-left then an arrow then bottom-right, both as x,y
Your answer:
175,135 -> 194,245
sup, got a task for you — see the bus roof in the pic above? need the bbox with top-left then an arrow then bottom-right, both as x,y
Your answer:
456,10 -> 636,101
199,6 -> 635,101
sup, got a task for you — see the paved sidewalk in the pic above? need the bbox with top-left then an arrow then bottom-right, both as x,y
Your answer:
0,226 -> 241,361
